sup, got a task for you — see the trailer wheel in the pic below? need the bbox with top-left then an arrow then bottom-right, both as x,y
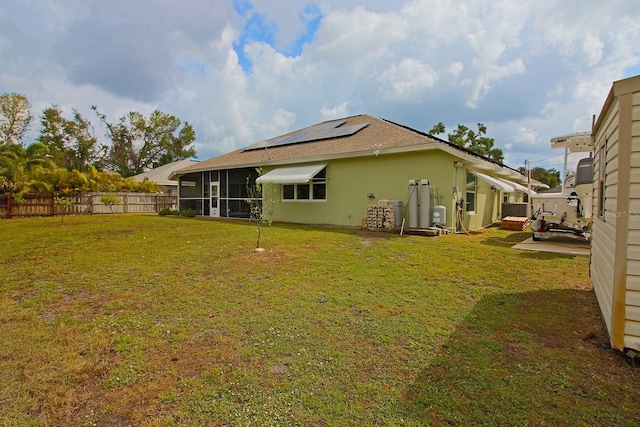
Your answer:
532,234 -> 542,242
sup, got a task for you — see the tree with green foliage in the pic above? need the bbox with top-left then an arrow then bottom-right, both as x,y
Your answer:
0,140 -> 56,194
0,93 -> 184,196
93,107 -> 196,177
0,92 -> 32,147
518,166 -> 561,189
54,195 -> 74,225
38,106 -> 105,172
100,194 -> 122,214
429,122 -> 504,163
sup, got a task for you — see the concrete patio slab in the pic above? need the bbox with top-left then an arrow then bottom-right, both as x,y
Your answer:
512,236 -> 590,256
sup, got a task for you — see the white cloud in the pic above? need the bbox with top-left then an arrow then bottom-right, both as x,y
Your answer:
311,6 -> 409,73
448,62 -> 464,77
321,103 -> 349,120
0,0 -> 639,169
259,108 -> 296,137
379,59 -> 439,100
467,57 -> 526,108
583,33 -> 604,67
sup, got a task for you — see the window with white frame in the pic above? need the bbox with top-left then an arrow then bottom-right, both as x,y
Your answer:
466,172 -> 476,213
282,167 -> 327,201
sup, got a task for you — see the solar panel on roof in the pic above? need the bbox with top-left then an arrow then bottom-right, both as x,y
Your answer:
300,120 -> 346,134
242,120 -> 368,152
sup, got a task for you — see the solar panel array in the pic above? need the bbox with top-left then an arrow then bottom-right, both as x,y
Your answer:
243,120 -> 369,152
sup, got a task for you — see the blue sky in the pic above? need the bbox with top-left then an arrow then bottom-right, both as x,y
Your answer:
1,0 -> 639,173
232,1 -> 322,73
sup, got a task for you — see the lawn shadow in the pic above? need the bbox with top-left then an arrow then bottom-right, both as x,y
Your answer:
479,234 -> 588,260
398,287 -> 639,425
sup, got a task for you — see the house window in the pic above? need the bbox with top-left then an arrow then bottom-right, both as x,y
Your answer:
466,172 -> 476,213
281,167 -> 327,201
597,139 -> 607,220
282,185 -> 295,200
297,184 -> 310,200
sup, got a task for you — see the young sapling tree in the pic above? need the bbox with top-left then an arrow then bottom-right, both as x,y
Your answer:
245,168 -> 275,252
54,195 -> 74,225
100,194 -> 122,214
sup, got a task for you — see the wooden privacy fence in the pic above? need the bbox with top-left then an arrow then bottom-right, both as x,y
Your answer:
0,193 -> 177,219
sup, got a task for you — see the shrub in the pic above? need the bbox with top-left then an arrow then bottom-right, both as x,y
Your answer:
180,209 -> 198,217
159,208 -> 181,216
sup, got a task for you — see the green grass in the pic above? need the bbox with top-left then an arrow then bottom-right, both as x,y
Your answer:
0,214 -> 638,426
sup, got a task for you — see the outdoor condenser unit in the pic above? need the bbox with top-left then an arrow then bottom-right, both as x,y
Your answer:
432,205 -> 446,226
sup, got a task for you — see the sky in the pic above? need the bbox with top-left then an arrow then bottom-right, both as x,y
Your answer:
1,0 -> 639,174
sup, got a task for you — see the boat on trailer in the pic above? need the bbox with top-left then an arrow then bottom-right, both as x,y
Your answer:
530,132 -> 594,241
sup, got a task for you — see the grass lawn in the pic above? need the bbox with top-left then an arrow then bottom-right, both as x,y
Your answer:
0,214 -> 638,426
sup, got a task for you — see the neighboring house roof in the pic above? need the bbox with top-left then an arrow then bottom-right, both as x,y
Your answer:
133,159 -> 199,186
171,114 -> 540,186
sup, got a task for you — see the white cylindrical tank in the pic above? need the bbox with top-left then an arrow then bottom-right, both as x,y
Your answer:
408,180 -> 418,228
432,205 -> 446,227
419,179 -> 430,228
388,200 -> 403,227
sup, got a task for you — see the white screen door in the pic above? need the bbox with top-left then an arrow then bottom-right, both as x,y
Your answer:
210,182 -> 220,217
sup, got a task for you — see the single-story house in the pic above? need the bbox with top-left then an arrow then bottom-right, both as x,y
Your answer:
132,159 -> 199,195
170,115 -> 542,231
591,74 -> 640,352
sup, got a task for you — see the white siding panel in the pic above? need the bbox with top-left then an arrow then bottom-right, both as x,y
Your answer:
628,305 -> 640,322
630,183 -> 640,196
591,210 -> 616,333
631,151 -> 640,168
624,320 -> 640,338
628,245 -> 640,261
629,214 -> 640,231
629,199 -> 640,213
631,168 -> 640,184
605,156 -> 619,175
633,103 -> 640,121
624,335 -> 640,351
628,260 -> 640,276
629,90 -> 640,349
593,284 -> 612,332
627,274 -> 640,291
632,120 -> 640,138
604,185 -> 618,201
626,290 -> 640,307
629,230 -> 640,245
